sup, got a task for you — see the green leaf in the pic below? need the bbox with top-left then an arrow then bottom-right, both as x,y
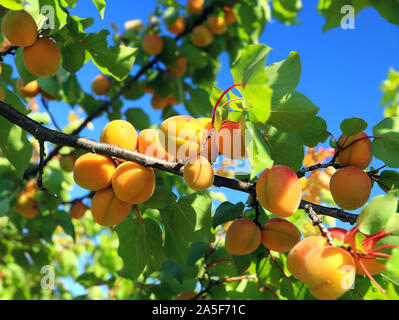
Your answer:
143,186 -> 177,209
340,118 -> 368,136
116,217 -> 165,279
387,247 -> 399,277
0,0 -> 23,10
0,195 -> 12,217
232,254 -> 251,274
54,210 -> 75,241
15,48 -> 37,85
371,0 -> 399,25
61,42 -> 86,73
186,242 -> 206,267
63,73 -> 83,105
157,36 -> 179,65
125,108 -> 150,131
378,170 -> 399,192
162,260 -> 185,284
163,7 -> 179,25
212,202 -> 245,229
92,0 -> 106,19
298,116 -> 329,147
37,76 -> 61,98
268,91 -> 319,132
272,0 -> 301,25
184,88 -> 213,118
371,116 -> 399,168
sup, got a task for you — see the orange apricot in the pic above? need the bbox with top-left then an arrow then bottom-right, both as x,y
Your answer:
187,0 -> 204,14
218,120 -> 247,160
1,10 -> 37,47
166,16 -> 186,34
17,79 -> 40,98
190,26 -> 213,47
91,74 -> 111,96
224,7 -> 236,25
225,218 -> 262,255
91,187 -> 132,226
207,15 -> 227,34
166,57 -> 187,77
302,246 -> 356,300
69,200 -> 88,220
12,191 -> 39,219
22,38 -> 60,77
60,154 -> 76,173
286,236 -> 328,282
261,218 -> 301,253
151,93 -> 169,110
197,117 -> 219,162
256,165 -> 302,218
24,179 -> 38,198
142,34 -> 163,56
138,128 -> 173,161
335,131 -> 372,170
111,161 -> 155,204
73,153 -> 116,191
183,156 -> 214,191
329,166 -> 371,211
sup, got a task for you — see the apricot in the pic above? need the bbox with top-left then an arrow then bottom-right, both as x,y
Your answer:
256,165 -> 302,218
91,187 -> 132,226
190,26 -> 213,47
261,218 -> 301,253
60,154 -> 76,173
187,0 -> 204,14
166,16 -> 186,34
159,115 -> 205,161
183,156 -> 214,191
0,87 -> 4,101
329,166 -> 371,210
112,161 -> 155,204
197,117 -> 219,162
138,128 -> 173,161
24,179 -> 38,198
286,236 -> 328,282
69,200 -> 88,220
218,120 -> 247,160
73,153 -> 116,191
91,74 -> 111,96
22,38 -> 60,77
166,57 -> 187,77
13,191 -> 39,219
151,93 -> 169,110
302,246 -> 356,300
141,80 -> 155,94
100,120 -> 138,161
225,218 -> 261,255
224,7 -> 236,25
326,227 -> 347,242
207,15 -> 227,34
335,131 -> 372,169
17,79 -> 40,98
142,34 -> 163,56
1,10 -> 37,47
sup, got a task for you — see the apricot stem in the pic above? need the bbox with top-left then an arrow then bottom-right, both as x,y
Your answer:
354,254 -> 387,295
134,205 -> 144,224
211,84 -> 246,125
266,249 -> 290,281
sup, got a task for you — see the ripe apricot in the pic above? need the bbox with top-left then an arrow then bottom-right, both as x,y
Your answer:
159,115 -> 205,161
326,227 -> 347,242
183,156 -> 214,191
17,79 -> 40,98
24,179 -> 38,198
166,57 -> 187,77
91,74 -> 111,96
142,34 -> 163,56
261,218 -> 301,253
225,218 -> 261,255
1,10 -> 37,47
112,161 -> 155,204
151,93 -> 169,110
329,166 -> 371,210
256,165 -> 302,218
224,7 -> 237,25
286,236 -> 328,282
0,86 -> 4,101
335,131 -> 372,170
138,128 -> 173,161
166,16 -> 186,34
218,120 -> 247,160
13,191 -> 39,219
91,187 -> 132,226
207,15 -> 227,34
69,200 -> 88,220
100,120 -> 138,161
60,154 -> 76,173
190,26 -> 213,47
187,0 -> 204,14
22,38 -> 60,77
302,246 -> 356,300
197,117 -> 219,162
73,153 -> 116,191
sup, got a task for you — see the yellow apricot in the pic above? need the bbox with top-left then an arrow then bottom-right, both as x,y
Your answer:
69,201 -> 88,220
197,117 -> 219,162
335,131 -> 372,169
183,156 -> 214,191
24,179 -> 38,198
166,57 -> 187,77
17,79 -> 40,98
0,86 -> 4,101
91,187 -> 132,226
73,153 -> 116,191
142,34 -> 163,56
138,128 -> 173,161
218,120 -> 247,160
329,166 -> 371,210
151,93 -> 169,110
91,74 -> 111,96
225,218 -> 262,255
207,15 -> 227,34
187,0 -> 204,14
166,16 -> 186,34
1,10 -> 37,47
256,165 -> 302,217
112,161 -> 155,204
302,246 -> 356,300
60,154 -> 76,173
22,38 -> 60,77
159,115 -> 205,161
286,236 -> 328,282
13,191 -> 39,219
261,218 -> 301,253
190,26 -> 213,47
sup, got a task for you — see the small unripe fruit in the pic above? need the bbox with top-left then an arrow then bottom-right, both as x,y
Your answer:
225,218 -> 262,255
142,34 -> 163,56
187,0 -> 204,14
91,75 -> 111,96
183,156 -> 214,191
73,153 -> 116,191
261,218 -> 301,253
22,38 -> 61,77
329,166 -> 371,210
1,10 -> 37,47
91,187 -> 132,226
190,26 -> 213,47
166,57 -> 187,77
335,131 -> 372,169
69,201 -> 88,220
60,154 -> 76,173
112,161 -> 156,204
207,15 -> 227,34
17,79 -> 40,98
166,16 -> 186,34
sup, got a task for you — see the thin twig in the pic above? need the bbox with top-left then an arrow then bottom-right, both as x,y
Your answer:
41,96 -> 61,131
303,203 -> 333,245
37,140 -> 58,198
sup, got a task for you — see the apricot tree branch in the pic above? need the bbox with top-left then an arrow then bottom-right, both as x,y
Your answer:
297,161 -> 342,178
303,203 -> 333,245
37,140 -> 58,198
